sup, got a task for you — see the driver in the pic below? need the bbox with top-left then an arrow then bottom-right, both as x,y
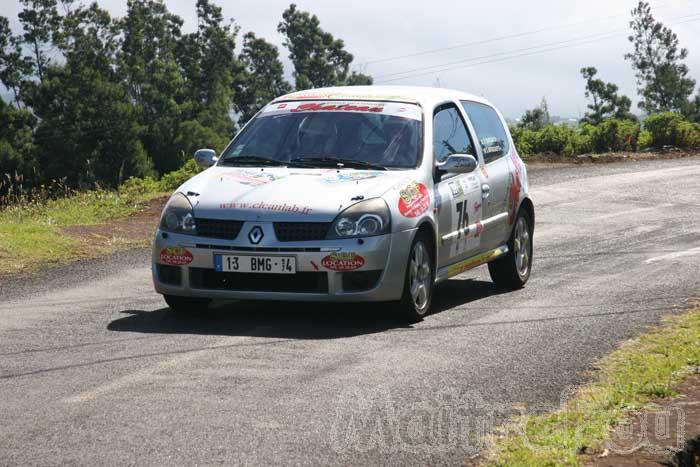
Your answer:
297,115 -> 338,156
381,117 -> 413,166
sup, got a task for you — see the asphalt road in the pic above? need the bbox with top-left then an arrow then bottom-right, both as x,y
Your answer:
2,157 -> 700,465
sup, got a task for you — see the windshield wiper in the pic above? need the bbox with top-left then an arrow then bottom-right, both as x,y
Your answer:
219,155 -> 287,166
220,155 -> 315,168
290,157 -> 387,171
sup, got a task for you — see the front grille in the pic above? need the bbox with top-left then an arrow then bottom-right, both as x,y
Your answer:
196,218 -> 244,240
189,268 -> 329,293
274,222 -> 331,242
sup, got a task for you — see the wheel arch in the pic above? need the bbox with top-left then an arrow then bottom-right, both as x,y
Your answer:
518,197 -> 535,229
415,220 -> 438,273
505,196 -> 535,240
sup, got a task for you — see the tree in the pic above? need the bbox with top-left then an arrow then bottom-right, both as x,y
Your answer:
519,98 -> 551,131
175,0 -> 241,156
0,98 -> 36,196
118,0 -> 187,174
346,71 -> 373,86
580,67 -> 635,124
278,4 -> 371,90
625,1 -> 696,114
26,3 -> 151,187
3,1 -> 378,194
17,0 -> 63,84
0,17 -> 31,106
235,31 -> 291,125
685,94 -> 700,123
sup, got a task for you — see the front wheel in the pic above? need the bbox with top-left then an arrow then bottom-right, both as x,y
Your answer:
488,210 -> 533,289
163,295 -> 211,313
395,232 -> 434,323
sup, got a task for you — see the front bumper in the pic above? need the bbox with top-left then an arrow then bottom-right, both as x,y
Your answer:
151,225 -> 416,302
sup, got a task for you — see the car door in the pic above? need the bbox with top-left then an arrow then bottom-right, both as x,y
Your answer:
432,103 -> 484,269
460,101 -> 514,251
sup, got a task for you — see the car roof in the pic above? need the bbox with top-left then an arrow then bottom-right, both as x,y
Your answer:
274,85 -> 495,109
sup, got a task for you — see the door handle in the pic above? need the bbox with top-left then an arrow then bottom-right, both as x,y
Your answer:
481,184 -> 491,199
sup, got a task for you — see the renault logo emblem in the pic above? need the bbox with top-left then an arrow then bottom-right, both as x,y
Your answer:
248,226 -> 264,244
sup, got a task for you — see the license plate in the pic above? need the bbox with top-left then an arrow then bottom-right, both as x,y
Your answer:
214,254 -> 296,274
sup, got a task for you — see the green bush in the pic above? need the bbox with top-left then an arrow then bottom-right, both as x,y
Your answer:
642,112 -> 700,150
159,159 -> 202,191
513,113 -> 700,157
533,125 -> 582,156
643,112 -> 685,148
120,176 -> 161,199
119,158 -> 203,200
512,124 -> 588,157
588,119 -> 641,153
572,129 -> 593,154
677,121 -> 700,149
510,127 -> 533,156
638,130 -> 653,150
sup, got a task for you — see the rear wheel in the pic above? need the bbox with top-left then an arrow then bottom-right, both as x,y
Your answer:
163,295 -> 211,313
395,232 -> 434,323
488,210 -> 533,289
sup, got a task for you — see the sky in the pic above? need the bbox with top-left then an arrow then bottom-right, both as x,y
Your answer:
4,0 -> 700,119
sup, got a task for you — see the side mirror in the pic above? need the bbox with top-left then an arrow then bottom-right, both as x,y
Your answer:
194,148 -> 218,168
438,154 -> 478,174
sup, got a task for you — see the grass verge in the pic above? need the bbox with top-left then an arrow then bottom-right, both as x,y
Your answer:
0,189 -> 163,275
487,303 -> 700,466
0,160 -> 200,276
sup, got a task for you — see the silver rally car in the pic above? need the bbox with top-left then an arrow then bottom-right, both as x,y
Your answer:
153,86 -> 534,321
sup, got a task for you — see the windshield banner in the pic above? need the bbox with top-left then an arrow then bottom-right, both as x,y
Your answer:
261,101 -> 422,121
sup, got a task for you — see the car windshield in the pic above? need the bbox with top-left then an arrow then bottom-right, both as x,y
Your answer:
220,101 -> 423,169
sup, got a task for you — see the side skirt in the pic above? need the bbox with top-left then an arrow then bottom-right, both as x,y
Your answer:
435,245 -> 509,283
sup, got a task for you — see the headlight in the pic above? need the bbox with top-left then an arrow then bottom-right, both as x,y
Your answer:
159,192 -> 197,235
327,198 -> 391,239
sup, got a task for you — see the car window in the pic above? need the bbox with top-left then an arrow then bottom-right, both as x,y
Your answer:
220,101 -> 423,169
432,104 -> 475,164
461,101 -> 510,163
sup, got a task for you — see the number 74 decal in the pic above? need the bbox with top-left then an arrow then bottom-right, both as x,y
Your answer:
456,201 -> 469,239
454,201 -> 485,245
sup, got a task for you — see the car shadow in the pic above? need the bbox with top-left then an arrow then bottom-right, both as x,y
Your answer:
107,279 -> 509,340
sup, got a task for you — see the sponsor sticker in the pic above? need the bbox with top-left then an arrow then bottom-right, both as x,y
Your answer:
159,247 -> 193,266
483,145 -> 503,155
474,220 -> 484,237
448,181 -> 464,198
321,171 -> 384,184
481,136 -> 503,155
219,201 -> 313,215
447,246 -> 507,277
507,153 -> 523,224
398,182 -> 430,218
321,252 -> 365,271
261,100 -> 422,121
289,92 -> 410,102
291,102 -> 384,113
219,170 -> 280,187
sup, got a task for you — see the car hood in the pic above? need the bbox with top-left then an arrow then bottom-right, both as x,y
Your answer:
180,166 -> 412,222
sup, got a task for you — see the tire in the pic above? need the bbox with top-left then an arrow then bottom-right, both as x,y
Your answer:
163,294 -> 211,313
488,209 -> 533,289
395,232 -> 434,323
